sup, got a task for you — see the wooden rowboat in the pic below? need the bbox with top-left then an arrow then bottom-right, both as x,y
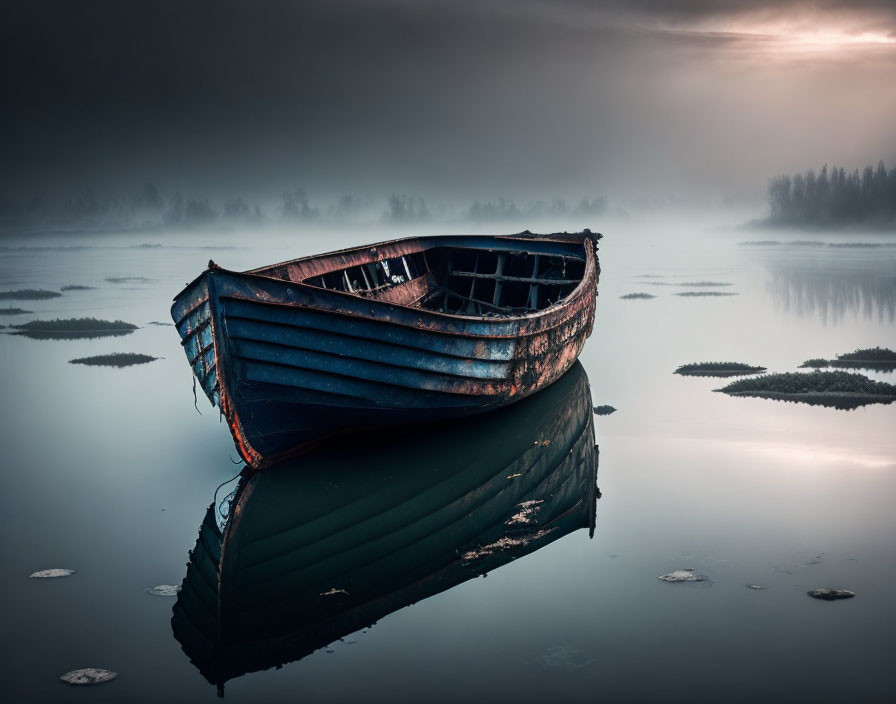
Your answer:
171,361 -> 599,693
171,230 -> 601,468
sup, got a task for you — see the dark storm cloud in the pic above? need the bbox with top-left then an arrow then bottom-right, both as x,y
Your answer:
2,1 -> 894,204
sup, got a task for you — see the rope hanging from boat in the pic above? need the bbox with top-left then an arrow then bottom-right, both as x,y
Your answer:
212,469 -> 243,531
192,372 -> 202,415
216,485 -> 240,531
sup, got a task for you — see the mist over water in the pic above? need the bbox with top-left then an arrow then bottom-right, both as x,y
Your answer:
2,0 -> 896,700
1,213 -> 894,702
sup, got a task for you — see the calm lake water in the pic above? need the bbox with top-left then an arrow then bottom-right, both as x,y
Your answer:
1,217 -> 894,702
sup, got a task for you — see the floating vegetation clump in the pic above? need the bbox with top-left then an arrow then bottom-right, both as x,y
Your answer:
0,307 -> 31,315
675,362 -> 766,377
61,284 -> 95,291
807,588 -> 855,601
837,346 -> 896,363
716,371 -> 896,410
620,293 -> 656,300
593,405 -> 617,415
29,568 -> 75,578
59,668 -> 117,685
105,276 -> 153,284
649,281 -> 733,287
742,241 -> 896,249
675,291 -> 739,297
658,569 -> 707,583
828,242 -> 896,248
0,289 -> 62,300
70,353 -> 158,368
9,317 -> 138,340
799,347 -> 896,372
799,358 -> 830,369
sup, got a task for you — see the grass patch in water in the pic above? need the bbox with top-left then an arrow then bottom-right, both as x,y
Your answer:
800,347 -> 896,372
0,289 -> 62,300
798,358 -> 830,369
827,242 -> 896,248
620,293 -> 656,300
716,371 -> 896,410
60,284 -> 95,291
675,362 -> 766,377
105,276 -> 153,284
675,291 -> 739,297
70,353 -> 158,367
837,346 -> 896,362
9,317 -> 138,339
0,307 -> 31,315
648,281 -> 733,287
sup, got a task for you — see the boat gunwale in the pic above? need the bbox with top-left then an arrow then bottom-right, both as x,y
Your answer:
245,230 -> 591,276
173,231 -> 598,328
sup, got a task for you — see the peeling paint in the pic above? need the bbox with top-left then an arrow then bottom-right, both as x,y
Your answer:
172,231 -> 600,468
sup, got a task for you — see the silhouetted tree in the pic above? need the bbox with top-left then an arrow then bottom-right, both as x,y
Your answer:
164,192 -> 184,226
280,188 -> 319,221
574,196 -> 608,216
327,194 -> 365,221
183,198 -> 218,226
139,183 -> 163,212
383,194 -> 429,223
468,198 -> 520,221
768,161 -> 896,226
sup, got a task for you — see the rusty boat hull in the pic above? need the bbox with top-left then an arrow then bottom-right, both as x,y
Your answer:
171,230 -> 600,468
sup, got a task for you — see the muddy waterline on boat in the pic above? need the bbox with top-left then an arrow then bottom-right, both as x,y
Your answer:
1,216 -> 894,702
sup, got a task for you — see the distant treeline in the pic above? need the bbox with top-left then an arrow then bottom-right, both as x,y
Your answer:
0,183 -> 616,231
767,161 -> 896,227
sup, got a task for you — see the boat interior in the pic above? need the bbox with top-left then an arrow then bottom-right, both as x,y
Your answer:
299,247 -> 586,315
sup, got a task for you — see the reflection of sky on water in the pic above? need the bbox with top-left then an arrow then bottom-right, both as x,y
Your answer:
760,246 -> 896,325
2,218 -> 895,703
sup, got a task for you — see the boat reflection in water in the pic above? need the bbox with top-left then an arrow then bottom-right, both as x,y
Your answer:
171,361 -> 599,696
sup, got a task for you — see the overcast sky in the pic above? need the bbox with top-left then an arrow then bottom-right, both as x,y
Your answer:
2,0 -> 895,204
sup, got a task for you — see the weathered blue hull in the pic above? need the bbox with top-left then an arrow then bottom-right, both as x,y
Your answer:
171,231 -> 600,467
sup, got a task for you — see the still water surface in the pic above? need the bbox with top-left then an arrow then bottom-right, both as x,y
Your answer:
1,218 -> 894,702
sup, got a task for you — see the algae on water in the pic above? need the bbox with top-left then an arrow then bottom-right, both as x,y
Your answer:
716,371 -> 896,410
0,289 -> 62,300
675,362 -> 766,377
70,353 -> 158,368
9,318 -> 138,340
799,347 -> 896,371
